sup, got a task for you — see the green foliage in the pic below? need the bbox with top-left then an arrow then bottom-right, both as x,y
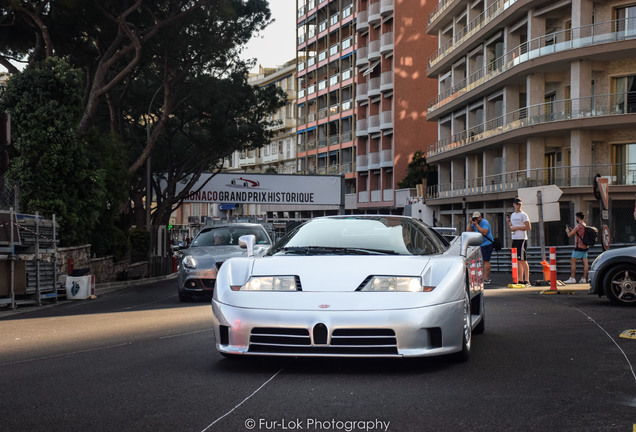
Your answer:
0,57 -> 127,247
398,151 -> 435,189
129,228 -> 150,263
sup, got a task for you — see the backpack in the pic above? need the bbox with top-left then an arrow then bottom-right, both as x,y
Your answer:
487,235 -> 502,251
578,226 -> 598,247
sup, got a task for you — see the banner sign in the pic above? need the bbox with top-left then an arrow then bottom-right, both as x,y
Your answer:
179,173 -> 342,206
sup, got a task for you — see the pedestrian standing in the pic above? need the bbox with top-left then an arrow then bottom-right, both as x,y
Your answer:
565,211 -> 589,284
507,197 -> 531,285
469,211 -> 493,284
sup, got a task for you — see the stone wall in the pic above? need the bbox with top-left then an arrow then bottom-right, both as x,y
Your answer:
57,245 -> 147,284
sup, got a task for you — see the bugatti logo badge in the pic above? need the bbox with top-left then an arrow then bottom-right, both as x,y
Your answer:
318,304 -> 330,309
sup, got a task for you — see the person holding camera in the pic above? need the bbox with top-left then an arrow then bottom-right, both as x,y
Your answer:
469,211 -> 493,284
564,212 -> 589,284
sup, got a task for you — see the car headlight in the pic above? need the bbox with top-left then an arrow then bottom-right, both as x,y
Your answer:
182,255 -> 197,269
234,276 -> 299,291
359,276 -> 430,292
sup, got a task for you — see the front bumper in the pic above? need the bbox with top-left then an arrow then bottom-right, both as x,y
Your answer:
211,299 -> 465,358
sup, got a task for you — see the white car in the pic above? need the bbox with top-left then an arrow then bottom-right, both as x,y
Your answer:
211,215 -> 485,360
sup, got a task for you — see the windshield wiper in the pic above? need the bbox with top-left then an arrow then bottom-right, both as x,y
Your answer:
276,246 -> 400,256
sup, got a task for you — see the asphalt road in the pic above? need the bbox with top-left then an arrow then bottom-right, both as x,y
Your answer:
0,277 -> 634,432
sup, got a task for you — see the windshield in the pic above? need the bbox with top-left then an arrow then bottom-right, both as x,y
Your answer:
192,226 -> 271,247
268,217 -> 448,256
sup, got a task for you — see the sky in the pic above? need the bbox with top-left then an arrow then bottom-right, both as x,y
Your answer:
241,1 -> 297,72
1,2 -> 296,74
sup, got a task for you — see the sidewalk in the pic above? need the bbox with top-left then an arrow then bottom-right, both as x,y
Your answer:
487,271 -> 591,291
0,273 -> 177,316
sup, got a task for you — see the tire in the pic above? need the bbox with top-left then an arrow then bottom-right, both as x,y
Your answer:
453,290 -> 472,362
602,264 -> 636,306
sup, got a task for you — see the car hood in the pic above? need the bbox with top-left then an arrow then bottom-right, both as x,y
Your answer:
184,245 -> 269,262
214,255 -> 467,311
251,255 -> 431,291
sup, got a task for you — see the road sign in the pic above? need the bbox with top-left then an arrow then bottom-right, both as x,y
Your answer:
596,177 -> 609,210
518,185 -> 562,204
602,224 -> 610,251
522,202 -> 560,223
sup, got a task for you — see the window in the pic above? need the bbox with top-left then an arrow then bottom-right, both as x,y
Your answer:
612,143 -> 636,184
615,5 -> 636,36
612,75 -> 636,114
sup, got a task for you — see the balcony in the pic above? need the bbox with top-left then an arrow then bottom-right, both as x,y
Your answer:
355,118 -> 368,136
356,9 -> 369,32
380,32 -> 394,55
262,151 -> 281,164
380,71 -> 393,92
356,46 -> 368,66
341,36 -> 353,51
341,68 -> 353,82
429,18 -> 636,114
329,74 -> 339,87
356,154 -> 368,171
368,151 -> 380,169
358,191 -> 369,203
428,0 -> 520,71
368,39 -> 381,61
427,93 -> 636,159
427,163 -> 636,201
368,1 -> 381,25
370,190 -> 382,202
368,115 -> 380,134
367,76 -> 380,97
329,43 -> 339,58
380,148 -> 393,166
380,0 -> 394,16
355,82 -> 368,102
341,99 -> 353,112
380,110 -> 393,130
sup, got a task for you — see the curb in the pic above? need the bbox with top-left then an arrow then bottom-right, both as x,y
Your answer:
94,273 -> 177,296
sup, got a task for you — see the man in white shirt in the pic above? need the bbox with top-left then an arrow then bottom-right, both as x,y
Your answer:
507,197 -> 531,285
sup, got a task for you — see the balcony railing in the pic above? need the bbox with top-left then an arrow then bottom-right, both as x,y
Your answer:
380,0 -> 394,16
428,0 -> 452,26
427,163 -> 636,200
356,9 -> 369,32
429,18 -> 636,113
428,0 -> 520,70
427,93 -> 636,158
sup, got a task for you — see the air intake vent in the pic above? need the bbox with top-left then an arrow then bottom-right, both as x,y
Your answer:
313,323 -> 328,345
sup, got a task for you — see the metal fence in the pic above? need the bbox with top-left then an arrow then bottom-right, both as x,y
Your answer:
0,180 -> 18,211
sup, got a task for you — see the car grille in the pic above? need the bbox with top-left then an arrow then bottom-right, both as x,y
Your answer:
248,327 -> 398,355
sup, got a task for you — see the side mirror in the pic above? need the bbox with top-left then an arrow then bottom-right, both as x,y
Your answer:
238,234 -> 256,257
460,232 -> 482,257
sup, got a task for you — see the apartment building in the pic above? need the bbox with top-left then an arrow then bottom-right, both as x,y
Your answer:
355,0 -> 438,212
295,0 -> 438,216
296,0 -> 357,216
426,0 -> 636,246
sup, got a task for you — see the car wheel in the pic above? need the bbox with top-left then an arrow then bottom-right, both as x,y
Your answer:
603,264 -> 636,306
453,290 -> 472,362
473,295 -> 485,335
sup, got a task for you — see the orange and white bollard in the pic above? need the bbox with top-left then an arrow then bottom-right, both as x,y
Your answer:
511,248 -> 518,284
550,247 -> 557,291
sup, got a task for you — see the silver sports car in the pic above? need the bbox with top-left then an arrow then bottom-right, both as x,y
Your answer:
211,216 -> 485,360
177,223 -> 272,302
